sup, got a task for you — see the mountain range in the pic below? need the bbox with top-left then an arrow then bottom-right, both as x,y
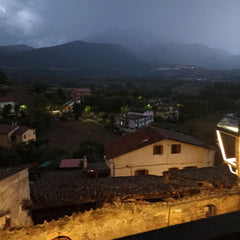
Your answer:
0,31 -> 240,75
86,29 -> 240,70
0,44 -> 34,55
0,41 -> 148,75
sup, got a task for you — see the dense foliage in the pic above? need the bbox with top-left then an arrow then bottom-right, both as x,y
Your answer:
73,140 -> 105,163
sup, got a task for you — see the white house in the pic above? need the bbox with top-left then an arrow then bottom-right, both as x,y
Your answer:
0,124 -> 36,149
156,103 -> 179,121
105,127 -> 215,177
0,96 -> 15,113
117,109 -> 154,132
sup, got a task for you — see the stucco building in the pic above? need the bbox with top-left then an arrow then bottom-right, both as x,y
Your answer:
0,96 -> 15,113
105,127 -> 215,177
155,103 -> 179,121
72,88 -> 91,101
117,109 -> 154,132
0,124 -> 36,149
0,166 -> 32,229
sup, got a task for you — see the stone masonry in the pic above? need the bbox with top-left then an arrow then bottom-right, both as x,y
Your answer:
0,167 -> 33,229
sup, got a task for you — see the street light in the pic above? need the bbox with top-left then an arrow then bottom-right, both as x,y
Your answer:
216,113 -> 240,176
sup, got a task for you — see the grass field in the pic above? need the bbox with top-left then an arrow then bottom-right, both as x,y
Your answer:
183,111 -> 227,146
42,120 -> 117,153
173,82 -> 210,96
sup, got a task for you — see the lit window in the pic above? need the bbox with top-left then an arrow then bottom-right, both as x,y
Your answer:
153,145 -> 163,155
171,144 -> 181,154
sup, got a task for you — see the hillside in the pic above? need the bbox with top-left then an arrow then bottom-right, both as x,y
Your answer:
0,85 -> 41,104
0,44 -> 34,55
0,41 -> 149,75
0,70 -> 9,85
43,120 -> 117,153
87,29 -> 240,70
143,43 -> 240,70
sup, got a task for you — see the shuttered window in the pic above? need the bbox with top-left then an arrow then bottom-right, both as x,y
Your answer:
135,169 -> 149,176
171,144 -> 181,154
153,145 -> 163,155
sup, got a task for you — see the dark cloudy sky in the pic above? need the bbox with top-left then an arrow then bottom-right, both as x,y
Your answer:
0,0 -> 239,54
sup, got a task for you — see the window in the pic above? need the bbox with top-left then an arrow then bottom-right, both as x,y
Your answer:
23,134 -> 26,139
205,205 -> 217,217
153,145 -> 163,155
171,144 -> 181,154
135,169 -> 149,176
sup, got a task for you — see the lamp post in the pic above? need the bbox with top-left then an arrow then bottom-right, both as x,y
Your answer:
216,113 -> 240,185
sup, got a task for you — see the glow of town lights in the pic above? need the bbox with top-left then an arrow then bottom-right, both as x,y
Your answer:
216,130 -> 237,175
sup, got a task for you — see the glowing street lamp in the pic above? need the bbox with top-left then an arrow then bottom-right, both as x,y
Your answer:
216,113 -> 240,176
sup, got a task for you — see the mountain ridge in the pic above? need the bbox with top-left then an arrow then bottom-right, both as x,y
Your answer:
0,38 -> 240,73
86,29 -> 240,70
0,44 -> 34,55
0,41 -> 149,74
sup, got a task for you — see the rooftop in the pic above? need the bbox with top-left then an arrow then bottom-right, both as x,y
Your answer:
59,159 -> 83,168
12,126 -> 32,135
0,124 -> 17,134
0,96 -> 14,102
86,162 -> 109,171
30,164 -> 237,208
105,127 -> 210,159
0,165 -> 29,181
125,114 -> 150,120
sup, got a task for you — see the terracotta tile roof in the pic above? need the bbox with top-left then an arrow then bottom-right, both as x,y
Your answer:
59,159 -> 83,168
12,126 -> 31,136
0,96 -> 14,102
105,127 -> 165,159
105,127 -> 211,159
30,164 -> 237,207
0,124 -> 17,134
159,128 -> 205,147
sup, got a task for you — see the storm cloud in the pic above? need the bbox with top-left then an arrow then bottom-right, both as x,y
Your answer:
0,0 -> 239,54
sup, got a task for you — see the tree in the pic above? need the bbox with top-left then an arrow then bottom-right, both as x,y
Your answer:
57,88 -> 66,102
73,102 -> 82,120
0,71 -> 10,85
2,104 -> 12,118
73,140 -> 104,163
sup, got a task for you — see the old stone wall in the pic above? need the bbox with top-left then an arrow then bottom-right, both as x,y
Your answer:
0,169 -> 33,229
0,191 -> 239,240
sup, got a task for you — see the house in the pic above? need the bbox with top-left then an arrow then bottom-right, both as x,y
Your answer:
117,109 -> 154,132
0,124 -> 36,149
62,99 -> 75,112
156,103 -> 179,121
59,158 -> 85,169
0,166 -> 32,229
0,96 -> 15,113
105,127 -> 215,177
72,88 -> 91,101
86,162 -> 110,178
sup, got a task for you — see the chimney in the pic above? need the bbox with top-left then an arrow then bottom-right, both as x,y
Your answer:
83,156 -> 87,169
